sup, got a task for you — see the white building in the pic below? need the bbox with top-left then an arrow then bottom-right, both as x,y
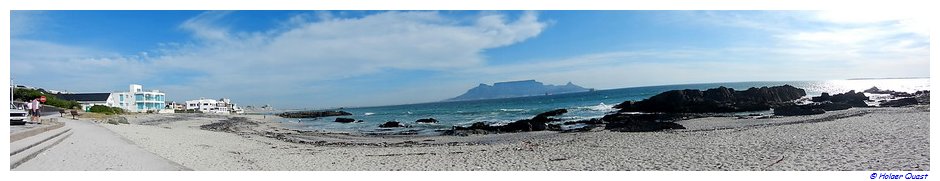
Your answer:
185,98 -> 243,114
58,84 -> 168,113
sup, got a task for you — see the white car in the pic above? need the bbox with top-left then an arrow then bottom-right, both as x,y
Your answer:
10,103 -> 28,125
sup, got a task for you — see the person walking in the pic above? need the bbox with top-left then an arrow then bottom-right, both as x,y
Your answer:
25,100 -> 34,122
30,98 -> 41,124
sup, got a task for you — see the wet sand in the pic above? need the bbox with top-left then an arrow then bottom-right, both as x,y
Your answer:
99,106 -> 929,170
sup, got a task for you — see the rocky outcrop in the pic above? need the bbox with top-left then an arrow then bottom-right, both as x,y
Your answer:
449,109 -> 568,134
501,109 -> 567,132
881,97 -> 919,107
601,113 -> 686,132
277,110 -> 352,118
864,87 -> 913,97
616,85 -> 806,113
914,90 -> 930,104
415,118 -> 438,123
811,90 -> 869,107
379,121 -> 404,128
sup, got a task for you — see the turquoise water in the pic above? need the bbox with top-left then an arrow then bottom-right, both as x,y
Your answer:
278,78 -> 930,135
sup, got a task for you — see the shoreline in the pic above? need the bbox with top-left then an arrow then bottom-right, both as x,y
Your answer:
99,105 -> 929,170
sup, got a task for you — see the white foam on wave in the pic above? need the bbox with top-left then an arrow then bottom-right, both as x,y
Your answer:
363,112 -> 375,116
577,103 -> 615,112
499,108 -> 526,112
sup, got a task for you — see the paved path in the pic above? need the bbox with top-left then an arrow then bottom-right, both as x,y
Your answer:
13,119 -> 190,171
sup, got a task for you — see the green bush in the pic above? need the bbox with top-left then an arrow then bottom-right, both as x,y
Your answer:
89,105 -> 125,115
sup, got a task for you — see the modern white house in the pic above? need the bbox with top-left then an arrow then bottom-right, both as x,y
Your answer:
185,98 -> 243,114
57,84 -> 169,113
114,84 -> 169,113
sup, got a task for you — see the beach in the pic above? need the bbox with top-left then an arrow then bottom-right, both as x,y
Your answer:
97,105 -> 929,171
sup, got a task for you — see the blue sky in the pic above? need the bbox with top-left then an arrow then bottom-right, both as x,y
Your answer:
10,10 -> 929,108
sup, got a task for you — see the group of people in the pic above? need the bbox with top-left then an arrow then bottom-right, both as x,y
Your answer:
25,98 -> 42,124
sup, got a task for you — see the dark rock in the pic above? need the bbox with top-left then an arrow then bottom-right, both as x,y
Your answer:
864,86 -> 915,97
773,105 -> 825,116
881,97 -> 919,107
811,93 -> 831,102
863,86 -> 889,94
814,90 -> 869,107
379,121 -> 404,128
602,113 -> 686,132
334,117 -> 356,123
277,110 -> 352,118
617,85 -> 806,113
535,109 -> 568,118
415,118 -> 438,123
829,90 -> 868,104
612,101 -> 632,110
450,109 -> 570,133
914,90 -> 930,104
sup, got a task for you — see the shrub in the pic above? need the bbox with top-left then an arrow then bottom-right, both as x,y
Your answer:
89,105 -> 125,115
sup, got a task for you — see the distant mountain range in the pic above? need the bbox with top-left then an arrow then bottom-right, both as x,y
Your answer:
446,80 -> 592,101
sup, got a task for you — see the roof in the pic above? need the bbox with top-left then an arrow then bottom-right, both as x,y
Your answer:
55,93 -> 112,102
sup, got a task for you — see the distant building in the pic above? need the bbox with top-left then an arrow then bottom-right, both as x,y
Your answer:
184,98 -> 243,114
166,101 -> 186,110
56,84 -> 169,113
54,93 -> 112,112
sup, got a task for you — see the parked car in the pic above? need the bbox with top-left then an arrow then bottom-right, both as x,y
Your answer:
11,103 -> 28,125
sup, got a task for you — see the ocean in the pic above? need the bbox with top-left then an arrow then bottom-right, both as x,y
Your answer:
276,78 -> 930,135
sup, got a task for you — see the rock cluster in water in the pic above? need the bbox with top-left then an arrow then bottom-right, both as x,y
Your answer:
615,85 -> 806,113
446,109 -> 569,135
334,117 -> 363,123
415,118 -> 438,123
379,121 -> 404,128
774,87 -> 930,116
277,110 -> 352,118
343,85 -> 930,136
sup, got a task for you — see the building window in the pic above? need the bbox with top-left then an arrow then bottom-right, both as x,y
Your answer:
135,94 -> 143,101
137,103 -> 144,110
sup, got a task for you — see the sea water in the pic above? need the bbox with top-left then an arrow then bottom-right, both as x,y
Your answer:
277,78 -> 930,135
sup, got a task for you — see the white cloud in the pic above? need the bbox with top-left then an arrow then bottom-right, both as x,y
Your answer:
815,9 -> 927,25
11,11 -> 927,108
11,11 -> 547,108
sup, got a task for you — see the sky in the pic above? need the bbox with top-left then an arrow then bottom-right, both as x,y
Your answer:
10,10 -> 930,109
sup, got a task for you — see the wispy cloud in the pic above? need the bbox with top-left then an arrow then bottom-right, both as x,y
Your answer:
10,11 -> 927,108
11,11 -> 548,108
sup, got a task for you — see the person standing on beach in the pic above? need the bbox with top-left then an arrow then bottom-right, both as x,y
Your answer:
30,98 -> 41,123
26,100 -> 34,122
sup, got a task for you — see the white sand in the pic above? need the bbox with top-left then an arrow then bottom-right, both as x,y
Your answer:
100,106 -> 929,170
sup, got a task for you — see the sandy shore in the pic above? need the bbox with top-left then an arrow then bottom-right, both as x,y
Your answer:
99,106 -> 929,170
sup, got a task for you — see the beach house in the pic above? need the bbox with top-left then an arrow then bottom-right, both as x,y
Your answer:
185,98 -> 243,114
56,84 -> 169,113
